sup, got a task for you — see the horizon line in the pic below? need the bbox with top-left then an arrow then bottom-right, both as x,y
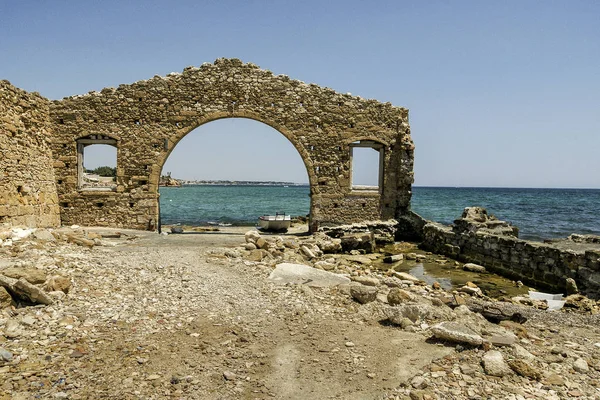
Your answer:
170,179 -> 599,190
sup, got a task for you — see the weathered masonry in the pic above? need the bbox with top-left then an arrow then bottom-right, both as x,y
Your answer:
49,58 -> 415,231
0,81 -> 60,228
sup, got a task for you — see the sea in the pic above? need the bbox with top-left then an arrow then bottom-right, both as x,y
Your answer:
159,186 -> 600,241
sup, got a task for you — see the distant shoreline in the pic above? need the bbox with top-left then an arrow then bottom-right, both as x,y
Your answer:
173,180 -> 308,187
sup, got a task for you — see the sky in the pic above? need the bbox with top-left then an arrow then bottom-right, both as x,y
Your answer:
2,1 -> 599,188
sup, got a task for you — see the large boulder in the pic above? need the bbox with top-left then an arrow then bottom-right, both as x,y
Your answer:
268,263 -> 350,287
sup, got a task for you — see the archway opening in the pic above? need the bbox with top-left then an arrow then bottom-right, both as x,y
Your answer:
159,118 -> 311,232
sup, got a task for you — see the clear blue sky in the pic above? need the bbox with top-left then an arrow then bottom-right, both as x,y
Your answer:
3,1 -> 599,188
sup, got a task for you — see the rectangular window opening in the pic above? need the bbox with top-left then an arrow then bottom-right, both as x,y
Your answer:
78,140 -> 117,192
350,142 -> 383,191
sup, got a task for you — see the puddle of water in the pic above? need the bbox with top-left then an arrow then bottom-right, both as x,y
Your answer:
372,250 -> 531,298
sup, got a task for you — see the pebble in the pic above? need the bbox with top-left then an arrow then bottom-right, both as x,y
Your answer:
573,358 -> 589,373
0,347 -> 13,362
223,371 -> 237,381
482,350 -> 512,377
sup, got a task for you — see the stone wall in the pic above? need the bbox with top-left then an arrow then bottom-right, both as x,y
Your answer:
0,81 -> 60,228
49,58 -> 414,231
420,208 -> 600,299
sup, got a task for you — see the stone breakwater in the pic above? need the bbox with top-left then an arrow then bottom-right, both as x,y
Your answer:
420,207 -> 600,299
0,81 -> 60,228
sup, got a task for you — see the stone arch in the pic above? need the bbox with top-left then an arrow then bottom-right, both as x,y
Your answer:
49,58 -> 414,231
155,112 -> 317,190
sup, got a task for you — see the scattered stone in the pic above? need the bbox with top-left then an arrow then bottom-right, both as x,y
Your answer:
44,275 -> 71,294
393,271 -> 420,282
344,255 -> 373,265
489,333 -> 517,347
387,288 -> 414,305
565,278 -> 579,295
256,237 -> 269,250
314,233 -> 342,253
398,317 -> 414,329
0,347 -> 13,362
12,278 -> 54,305
463,263 -> 486,273
0,286 -> 13,308
224,250 -> 241,258
300,245 -> 316,259
244,230 -> 260,244
223,371 -> 237,381
33,229 -> 56,241
512,344 -> 535,362
482,350 -> 512,377
244,243 -> 256,251
339,233 -> 375,253
314,260 -> 335,271
247,249 -> 265,262
170,227 -> 183,234
3,319 -> 21,338
508,359 -> 541,380
411,375 -> 427,389
66,235 -> 96,247
383,254 -> 403,263
351,275 -> 379,287
1,266 -> 47,284
430,322 -> 483,346
350,283 -> 378,304
458,285 -> 482,296
573,358 -> 589,373
543,373 -> 566,386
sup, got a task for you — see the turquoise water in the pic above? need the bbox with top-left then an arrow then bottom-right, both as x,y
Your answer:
159,185 -> 310,226
159,185 -> 600,241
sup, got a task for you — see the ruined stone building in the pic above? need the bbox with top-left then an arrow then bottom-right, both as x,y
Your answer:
1,58 -> 415,232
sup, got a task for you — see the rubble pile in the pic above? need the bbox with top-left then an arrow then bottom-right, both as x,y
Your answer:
0,225 -> 599,399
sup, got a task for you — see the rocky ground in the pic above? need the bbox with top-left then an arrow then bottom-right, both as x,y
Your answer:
1,225 -> 600,399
